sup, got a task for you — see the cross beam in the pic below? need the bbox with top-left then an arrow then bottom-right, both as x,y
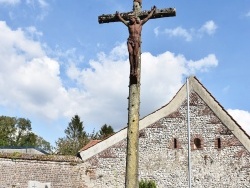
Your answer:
98,8 -> 176,24
98,2 -> 175,188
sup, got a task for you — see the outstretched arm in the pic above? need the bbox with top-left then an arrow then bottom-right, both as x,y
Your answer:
141,6 -> 156,25
116,11 -> 128,26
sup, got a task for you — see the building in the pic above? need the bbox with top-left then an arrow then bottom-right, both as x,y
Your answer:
79,76 -> 250,187
0,146 -> 48,155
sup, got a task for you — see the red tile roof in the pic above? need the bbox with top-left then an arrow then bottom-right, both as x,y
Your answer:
79,140 -> 102,152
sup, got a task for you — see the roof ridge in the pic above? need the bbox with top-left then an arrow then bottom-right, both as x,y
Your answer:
193,76 -> 250,140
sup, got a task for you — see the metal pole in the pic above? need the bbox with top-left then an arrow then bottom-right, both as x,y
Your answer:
186,77 -> 192,188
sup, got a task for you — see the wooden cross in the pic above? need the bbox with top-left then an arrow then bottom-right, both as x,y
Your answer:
98,2 -> 176,24
98,1 -> 176,187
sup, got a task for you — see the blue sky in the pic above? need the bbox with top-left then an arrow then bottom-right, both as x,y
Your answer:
0,0 -> 250,146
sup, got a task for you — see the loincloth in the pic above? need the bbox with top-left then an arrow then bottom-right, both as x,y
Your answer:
127,37 -> 140,47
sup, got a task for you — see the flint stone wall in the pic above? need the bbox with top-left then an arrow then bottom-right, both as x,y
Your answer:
83,91 -> 250,188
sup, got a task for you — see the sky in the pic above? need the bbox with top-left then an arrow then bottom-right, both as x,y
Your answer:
0,0 -> 250,146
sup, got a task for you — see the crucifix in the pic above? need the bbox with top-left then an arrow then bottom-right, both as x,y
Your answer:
98,1 -> 176,187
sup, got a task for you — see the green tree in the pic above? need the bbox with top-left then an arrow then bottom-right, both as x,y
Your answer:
19,132 -> 36,147
36,136 -> 54,153
0,116 -> 53,153
0,116 -> 16,146
56,115 -> 89,155
98,124 -> 114,140
88,129 -> 99,140
15,118 -> 32,146
55,137 -> 73,155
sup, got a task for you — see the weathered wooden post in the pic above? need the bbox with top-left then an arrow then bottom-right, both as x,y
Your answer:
98,1 -> 176,187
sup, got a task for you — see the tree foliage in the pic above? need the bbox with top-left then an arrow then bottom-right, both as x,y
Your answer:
98,124 -> 114,140
0,116 -> 53,153
55,115 -> 116,155
0,116 -> 16,146
86,124 -> 115,140
36,136 -> 53,153
55,115 -> 89,155
139,179 -> 157,188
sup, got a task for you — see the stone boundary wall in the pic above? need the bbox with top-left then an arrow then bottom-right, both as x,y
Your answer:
0,153 -> 87,188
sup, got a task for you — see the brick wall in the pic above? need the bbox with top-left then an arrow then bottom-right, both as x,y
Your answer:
0,154 -> 87,188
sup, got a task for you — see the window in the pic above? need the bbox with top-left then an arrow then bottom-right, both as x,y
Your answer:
194,138 -> 201,149
174,138 -> 177,149
217,138 -> 221,149
139,131 -> 146,138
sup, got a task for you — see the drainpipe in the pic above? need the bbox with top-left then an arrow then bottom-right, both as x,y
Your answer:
186,77 -> 192,188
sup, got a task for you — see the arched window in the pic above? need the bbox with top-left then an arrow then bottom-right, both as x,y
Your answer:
194,138 -> 201,149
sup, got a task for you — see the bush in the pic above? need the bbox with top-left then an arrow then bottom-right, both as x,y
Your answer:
139,179 -> 157,188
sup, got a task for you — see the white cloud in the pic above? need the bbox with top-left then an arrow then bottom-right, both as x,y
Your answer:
246,11 -> 250,17
227,109 -> 250,135
66,63 -> 81,81
37,0 -> 48,8
199,20 -> 217,35
26,0 -> 48,9
25,26 -> 43,40
0,21 -> 44,60
25,0 -> 49,20
0,21 -> 65,120
164,26 -> 193,42
156,20 -> 217,41
187,54 -> 218,73
0,0 -> 20,5
62,46 -> 218,130
0,21 -> 220,133
54,47 -> 84,65
154,27 -> 160,37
